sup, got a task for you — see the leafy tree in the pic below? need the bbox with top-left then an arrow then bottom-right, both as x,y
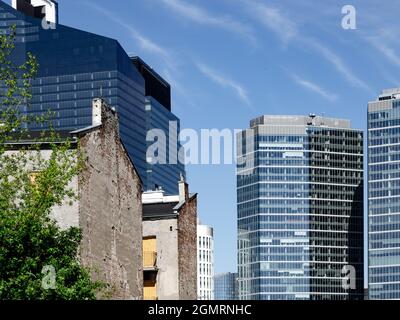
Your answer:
0,26 -> 102,300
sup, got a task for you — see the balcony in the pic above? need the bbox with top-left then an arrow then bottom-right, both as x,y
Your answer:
143,251 -> 157,270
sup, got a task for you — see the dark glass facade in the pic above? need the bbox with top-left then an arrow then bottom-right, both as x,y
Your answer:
368,89 -> 400,300
214,273 -> 238,300
237,115 -> 364,300
145,96 -> 185,194
133,57 -> 185,194
1,1 -> 184,194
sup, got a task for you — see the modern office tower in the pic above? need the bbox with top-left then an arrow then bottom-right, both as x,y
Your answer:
132,57 -> 185,195
236,115 -> 364,300
368,88 -> 400,300
3,1 -> 184,195
214,273 -> 238,300
197,222 -> 214,300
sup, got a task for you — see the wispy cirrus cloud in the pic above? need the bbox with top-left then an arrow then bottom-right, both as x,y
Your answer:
196,63 -> 251,107
86,2 -> 172,63
159,0 -> 256,44
129,30 -> 170,60
304,39 -> 371,91
241,0 -> 297,44
290,73 -> 338,102
85,1 -> 192,106
366,33 -> 400,68
241,0 -> 370,91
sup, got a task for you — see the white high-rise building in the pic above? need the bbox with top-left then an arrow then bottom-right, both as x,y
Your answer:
197,221 -> 214,300
12,0 -> 58,24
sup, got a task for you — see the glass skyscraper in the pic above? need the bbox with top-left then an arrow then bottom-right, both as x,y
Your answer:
368,88 -> 400,300
132,57 -> 185,194
144,96 -> 185,194
237,115 -> 364,300
1,0 -> 184,195
214,273 -> 238,300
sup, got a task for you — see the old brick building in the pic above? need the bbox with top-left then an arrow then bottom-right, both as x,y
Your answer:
142,178 -> 198,300
5,98 -> 143,299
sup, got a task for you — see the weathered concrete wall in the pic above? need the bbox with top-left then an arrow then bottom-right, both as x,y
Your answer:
51,174 -> 79,230
143,218 -> 179,300
78,104 -> 143,300
178,195 -> 198,300
4,149 -> 80,230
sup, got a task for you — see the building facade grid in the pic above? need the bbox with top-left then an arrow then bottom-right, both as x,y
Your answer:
237,115 -> 364,300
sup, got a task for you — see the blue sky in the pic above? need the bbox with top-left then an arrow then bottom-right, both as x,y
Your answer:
28,0 -> 400,278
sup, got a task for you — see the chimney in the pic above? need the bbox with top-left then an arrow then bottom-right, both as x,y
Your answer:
178,173 -> 188,203
92,98 -> 103,127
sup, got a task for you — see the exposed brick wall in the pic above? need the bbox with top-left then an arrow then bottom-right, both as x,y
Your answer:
78,103 -> 143,300
177,195 -> 198,300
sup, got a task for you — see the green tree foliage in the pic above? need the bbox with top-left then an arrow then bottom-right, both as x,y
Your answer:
0,27 -> 102,300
